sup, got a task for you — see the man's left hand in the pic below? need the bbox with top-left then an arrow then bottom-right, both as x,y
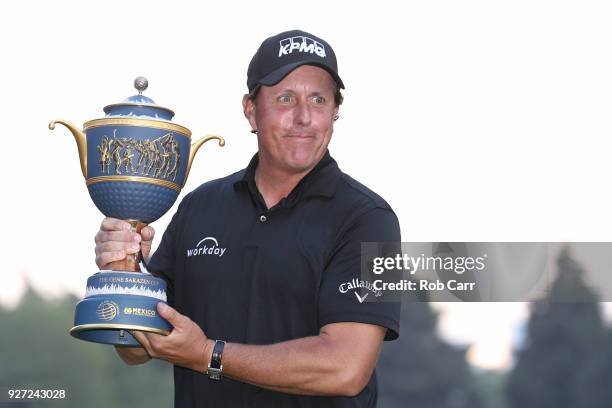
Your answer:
131,303 -> 210,372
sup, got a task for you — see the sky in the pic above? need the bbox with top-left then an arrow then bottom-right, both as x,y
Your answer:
1,0 -> 611,371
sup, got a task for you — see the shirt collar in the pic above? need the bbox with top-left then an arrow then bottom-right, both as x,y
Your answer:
234,150 -> 341,209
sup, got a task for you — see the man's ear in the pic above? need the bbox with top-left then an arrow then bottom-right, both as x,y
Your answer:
332,105 -> 340,123
242,94 -> 257,132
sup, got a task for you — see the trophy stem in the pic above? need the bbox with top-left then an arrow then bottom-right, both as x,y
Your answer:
108,220 -> 148,272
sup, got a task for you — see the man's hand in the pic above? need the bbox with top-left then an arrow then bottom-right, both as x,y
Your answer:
131,303 -> 210,373
94,217 -> 155,269
115,346 -> 152,365
96,217 -> 157,363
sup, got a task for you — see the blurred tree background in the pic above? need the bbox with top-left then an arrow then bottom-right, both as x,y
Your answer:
0,290 -> 173,407
378,247 -> 612,407
378,300 -> 484,408
506,248 -> 612,408
2,247 -> 612,407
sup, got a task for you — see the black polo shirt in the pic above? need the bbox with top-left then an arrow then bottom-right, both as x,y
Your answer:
148,150 -> 401,408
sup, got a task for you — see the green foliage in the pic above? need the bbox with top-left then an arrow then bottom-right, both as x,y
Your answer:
0,288 -> 173,408
474,370 -> 508,408
571,330 -> 612,408
506,248 -> 612,408
378,297 -> 483,408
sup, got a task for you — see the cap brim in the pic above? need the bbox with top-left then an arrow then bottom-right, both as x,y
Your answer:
259,61 -> 345,89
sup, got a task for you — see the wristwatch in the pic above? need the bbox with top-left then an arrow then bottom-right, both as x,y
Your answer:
206,340 -> 226,380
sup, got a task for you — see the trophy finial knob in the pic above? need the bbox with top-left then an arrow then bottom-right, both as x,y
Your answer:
134,76 -> 149,95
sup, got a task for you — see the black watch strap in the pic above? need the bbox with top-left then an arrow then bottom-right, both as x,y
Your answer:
207,340 -> 226,380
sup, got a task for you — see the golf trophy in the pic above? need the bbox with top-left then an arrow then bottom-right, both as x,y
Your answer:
50,77 -> 224,346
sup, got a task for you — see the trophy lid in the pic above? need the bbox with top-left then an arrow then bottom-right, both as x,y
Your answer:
103,76 -> 175,121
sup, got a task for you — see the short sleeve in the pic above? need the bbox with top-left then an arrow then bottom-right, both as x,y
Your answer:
318,207 -> 402,341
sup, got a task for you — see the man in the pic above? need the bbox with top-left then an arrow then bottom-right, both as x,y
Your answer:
94,30 -> 401,407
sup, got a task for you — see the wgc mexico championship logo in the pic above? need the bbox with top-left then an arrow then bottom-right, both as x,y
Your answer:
96,300 -> 119,321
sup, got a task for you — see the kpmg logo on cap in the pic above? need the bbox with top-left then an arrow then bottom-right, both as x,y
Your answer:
278,36 -> 326,58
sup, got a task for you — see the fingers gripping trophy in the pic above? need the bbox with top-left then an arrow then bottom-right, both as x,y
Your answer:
49,77 -> 224,346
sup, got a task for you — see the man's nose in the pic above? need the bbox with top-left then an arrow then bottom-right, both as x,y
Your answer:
294,100 -> 311,125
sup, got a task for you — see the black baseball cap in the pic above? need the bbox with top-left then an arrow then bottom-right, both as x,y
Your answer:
247,29 -> 345,93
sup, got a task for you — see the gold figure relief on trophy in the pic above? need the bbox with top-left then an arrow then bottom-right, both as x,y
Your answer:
97,129 -> 182,181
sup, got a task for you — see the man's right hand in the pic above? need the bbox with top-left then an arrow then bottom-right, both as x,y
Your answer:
94,217 -> 155,269
95,217 -> 156,363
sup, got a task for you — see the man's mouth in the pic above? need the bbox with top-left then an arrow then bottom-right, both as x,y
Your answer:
285,133 -> 315,139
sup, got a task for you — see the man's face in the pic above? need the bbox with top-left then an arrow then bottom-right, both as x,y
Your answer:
243,65 -> 339,175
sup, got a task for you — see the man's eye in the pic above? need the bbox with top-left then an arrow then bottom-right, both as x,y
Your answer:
312,96 -> 325,104
278,95 -> 292,103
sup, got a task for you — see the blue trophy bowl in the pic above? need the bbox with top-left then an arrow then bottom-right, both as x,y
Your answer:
50,86 -> 224,225
83,120 -> 191,224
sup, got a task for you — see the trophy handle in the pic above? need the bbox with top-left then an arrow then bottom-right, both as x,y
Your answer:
49,120 -> 88,178
185,134 -> 225,184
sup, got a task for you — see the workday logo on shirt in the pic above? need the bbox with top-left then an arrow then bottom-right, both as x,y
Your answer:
186,236 -> 227,258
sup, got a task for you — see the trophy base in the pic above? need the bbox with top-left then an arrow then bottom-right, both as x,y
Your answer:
70,271 -> 172,346
70,324 -> 168,347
